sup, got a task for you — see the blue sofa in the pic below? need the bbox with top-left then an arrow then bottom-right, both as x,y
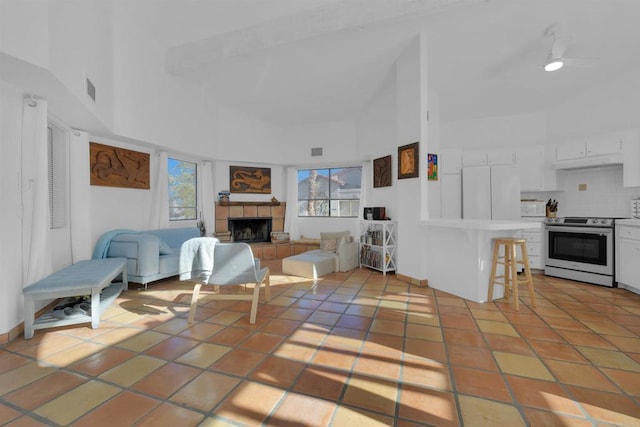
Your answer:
100,227 -> 201,287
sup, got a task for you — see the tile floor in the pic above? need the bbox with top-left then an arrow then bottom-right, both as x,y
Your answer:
1,262 -> 640,426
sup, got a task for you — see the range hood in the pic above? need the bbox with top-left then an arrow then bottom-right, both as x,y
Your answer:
552,153 -> 624,170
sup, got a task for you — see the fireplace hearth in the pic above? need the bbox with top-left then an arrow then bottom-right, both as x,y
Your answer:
228,217 -> 272,243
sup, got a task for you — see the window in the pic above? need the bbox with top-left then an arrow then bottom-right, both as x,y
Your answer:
48,124 -> 68,228
297,167 -> 361,217
168,158 -> 197,220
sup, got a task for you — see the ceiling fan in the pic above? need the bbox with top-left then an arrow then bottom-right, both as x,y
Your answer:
543,25 -> 592,72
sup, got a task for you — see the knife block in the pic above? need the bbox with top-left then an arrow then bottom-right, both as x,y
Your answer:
546,207 -> 557,218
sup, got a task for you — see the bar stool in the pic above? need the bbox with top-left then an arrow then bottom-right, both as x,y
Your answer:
487,238 -> 536,310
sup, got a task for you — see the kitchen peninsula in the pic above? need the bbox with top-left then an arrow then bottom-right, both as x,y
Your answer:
420,219 -> 540,304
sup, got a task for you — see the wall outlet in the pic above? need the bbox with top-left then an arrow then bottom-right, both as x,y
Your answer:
578,183 -> 587,191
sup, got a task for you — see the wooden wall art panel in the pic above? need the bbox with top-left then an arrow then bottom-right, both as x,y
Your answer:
373,155 -> 392,188
90,142 -> 150,189
230,166 -> 271,194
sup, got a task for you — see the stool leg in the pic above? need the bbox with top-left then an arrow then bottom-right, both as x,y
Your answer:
487,240 -> 500,302
520,243 -> 536,308
503,245 -> 511,300
510,243 -> 519,311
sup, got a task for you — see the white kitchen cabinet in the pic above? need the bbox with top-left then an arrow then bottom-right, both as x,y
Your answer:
616,221 -> 640,294
462,149 -> 515,167
556,135 -> 622,161
441,173 -> 462,218
462,150 -> 488,167
621,131 -> 640,187
440,149 -> 462,174
556,141 -> 587,161
587,137 -> 622,156
487,149 -> 515,165
521,219 -> 544,269
515,145 -> 557,191
515,146 -> 544,191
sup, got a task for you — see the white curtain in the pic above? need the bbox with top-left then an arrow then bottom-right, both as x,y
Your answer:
200,161 -> 215,236
69,130 -> 92,261
21,97 -> 52,286
360,160 -> 372,211
149,151 -> 169,229
284,166 -> 300,240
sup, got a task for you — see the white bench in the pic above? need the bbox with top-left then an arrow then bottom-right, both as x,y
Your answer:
282,252 -> 334,279
23,258 -> 128,339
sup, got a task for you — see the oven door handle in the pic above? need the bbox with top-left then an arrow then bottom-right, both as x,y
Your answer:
545,226 -> 613,234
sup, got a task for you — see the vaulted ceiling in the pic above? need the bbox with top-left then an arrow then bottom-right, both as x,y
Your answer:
126,0 -> 640,126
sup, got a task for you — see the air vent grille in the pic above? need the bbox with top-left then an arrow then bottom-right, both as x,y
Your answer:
311,147 -> 323,157
86,78 -> 96,102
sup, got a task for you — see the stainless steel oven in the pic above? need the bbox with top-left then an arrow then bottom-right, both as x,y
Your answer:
544,217 -> 616,287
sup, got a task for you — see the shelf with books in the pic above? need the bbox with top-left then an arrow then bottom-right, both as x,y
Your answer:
359,220 -> 396,275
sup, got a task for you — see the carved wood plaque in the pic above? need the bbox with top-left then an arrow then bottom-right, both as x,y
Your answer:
90,142 -> 150,189
229,166 -> 271,194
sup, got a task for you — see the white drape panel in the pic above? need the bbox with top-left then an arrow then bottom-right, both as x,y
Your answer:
149,151 -> 169,229
360,160 -> 372,210
69,130 -> 92,261
21,97 -> 52,286
200,161 -> 215,236
284,166 -> 300,240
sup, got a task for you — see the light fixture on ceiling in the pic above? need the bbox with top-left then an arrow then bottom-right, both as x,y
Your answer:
544,57 -> 564,72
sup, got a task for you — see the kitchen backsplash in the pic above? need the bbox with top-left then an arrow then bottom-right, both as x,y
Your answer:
522,165 -> 640,218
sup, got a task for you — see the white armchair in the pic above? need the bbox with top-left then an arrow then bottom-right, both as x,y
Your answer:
305,231 -> 359,272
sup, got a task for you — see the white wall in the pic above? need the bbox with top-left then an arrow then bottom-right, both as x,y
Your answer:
111,5 -> 213,158
395,35 -> 427,281
48,0 -> 114,130
0,0 -> 49,68
88,137 -> 155,244
441,112 -> 547,150
546,67 -> 640,142
357,70 -> 398,220
0,80 -> 26,336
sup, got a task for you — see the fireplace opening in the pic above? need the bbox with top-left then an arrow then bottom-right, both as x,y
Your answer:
228,217 -> 272,243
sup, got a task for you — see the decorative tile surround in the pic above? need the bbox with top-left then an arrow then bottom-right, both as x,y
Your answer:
214,202 -> 319,260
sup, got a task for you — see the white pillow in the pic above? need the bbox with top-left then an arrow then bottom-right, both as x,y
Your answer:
321,238 -> 339,253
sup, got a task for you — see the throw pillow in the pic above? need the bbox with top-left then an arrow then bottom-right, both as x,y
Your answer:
321,237 -> 339,253
159,240 -> 173,255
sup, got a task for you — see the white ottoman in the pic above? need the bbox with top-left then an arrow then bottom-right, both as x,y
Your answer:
282,252 -> 335,279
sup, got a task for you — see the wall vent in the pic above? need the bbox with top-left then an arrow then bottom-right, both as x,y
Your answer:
86,77 -> 96,102
311,147 -> 323,157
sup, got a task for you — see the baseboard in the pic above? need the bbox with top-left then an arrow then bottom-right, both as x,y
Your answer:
0,300 -> 61,344
396,273 -> 429,287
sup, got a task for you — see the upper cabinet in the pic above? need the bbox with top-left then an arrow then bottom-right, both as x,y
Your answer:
553,129 -> 639,187
556,137 -> 621,161
555,135 -> 622,163
587,137 -> 622,157
461,148 -> 514,167
515,145 -> 557,192
487,149 -> 515,165
461,150 -> 488,167
440,149 -> 462,174
556,141 -> 587,161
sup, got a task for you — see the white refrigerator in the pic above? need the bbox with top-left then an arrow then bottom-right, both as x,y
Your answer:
462,165 -> 521,220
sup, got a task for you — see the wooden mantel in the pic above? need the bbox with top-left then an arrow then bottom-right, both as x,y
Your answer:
217,201 -> 282,206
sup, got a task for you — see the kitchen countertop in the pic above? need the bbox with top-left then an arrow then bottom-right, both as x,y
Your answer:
420,218 -> 540,231
616,218 -> 640,226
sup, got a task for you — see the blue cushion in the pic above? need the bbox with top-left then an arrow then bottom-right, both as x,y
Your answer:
159,240 -> 173,255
